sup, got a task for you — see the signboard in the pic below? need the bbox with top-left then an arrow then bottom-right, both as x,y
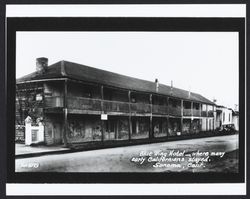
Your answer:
101,114 -> 108,120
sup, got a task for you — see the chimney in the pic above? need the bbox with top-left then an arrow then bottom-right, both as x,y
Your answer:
170,80 -> 173,95
36,57 -> 48,73
155,78 -> 159,92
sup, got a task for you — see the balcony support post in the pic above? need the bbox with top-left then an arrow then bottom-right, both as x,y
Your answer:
63,79 -> 68,147
181,117 -> 183,135
149,94 -> 153,140
191,101 -> 193,117
206,105 -> 208,131
181,100 -> 183,135
181,100 -> 183,116
200,103 -> 202,116
100,85 -> 104,142
191,101 -> 193,133
167,116 -> 169,138
128,91 -> 132,140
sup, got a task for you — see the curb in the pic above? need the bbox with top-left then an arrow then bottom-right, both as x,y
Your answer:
15,148 -> 75,159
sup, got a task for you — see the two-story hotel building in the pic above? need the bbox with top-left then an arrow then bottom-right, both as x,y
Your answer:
16,58 -> 216,147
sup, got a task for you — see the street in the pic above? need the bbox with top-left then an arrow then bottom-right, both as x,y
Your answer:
15,134 -> 239,172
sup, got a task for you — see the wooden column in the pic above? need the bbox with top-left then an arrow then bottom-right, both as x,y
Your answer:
191,101 -> 193,133
181,117 -> 183,135
206,104 -> 208,131
149,94 -> 153,140
191,101 -> 193,117
100,85 -> 104,142
180,100 -> 183,135
181,100 -> 184,116
128,91 -> 132,140
63,79 -> 68,147
167,97 -> 169,138
200,103 -> 202,116
167,116 -> 169,138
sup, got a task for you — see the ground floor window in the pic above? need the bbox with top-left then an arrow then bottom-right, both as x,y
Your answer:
131,117 -> 149,139
191,119 -> 201,134
168,118 -> 181,136
104,117 -> 129,140
182,119 -> 191,135
67,115 -> 102,143
153,118 -> 168,138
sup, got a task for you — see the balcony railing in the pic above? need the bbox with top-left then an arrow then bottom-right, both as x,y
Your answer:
67,97 -> 101,111
152,104 -> 168,114
131,103 -> 151,114
103,100 -> 129,113
169,106 -> 182,116
44,96 -> 63,107
43,96 -> 209,117
183,108 -> 191,116
193,109 -> 201,117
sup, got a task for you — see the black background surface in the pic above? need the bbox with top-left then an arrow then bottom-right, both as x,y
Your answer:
0,0 -> 248,198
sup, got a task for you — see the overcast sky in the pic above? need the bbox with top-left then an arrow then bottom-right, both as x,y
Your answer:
16,31 -> 239,109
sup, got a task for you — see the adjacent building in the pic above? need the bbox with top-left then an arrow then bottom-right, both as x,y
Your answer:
215,105 -> 239,131
16,58 -> 216,146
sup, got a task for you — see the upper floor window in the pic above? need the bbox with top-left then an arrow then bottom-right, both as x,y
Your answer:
202,104 -> 207,111
193,103 -> 200,110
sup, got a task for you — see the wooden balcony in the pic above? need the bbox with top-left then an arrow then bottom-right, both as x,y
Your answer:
43,96 -> 199,117
67,97 -> 101,111
169,106 -> 181,116
44,96 -> 63,108
103,100 -> 129,113
193,109 -> 201,117
152,104 -> 168,114
183,108 -> 191,116
131,103 -> 151,114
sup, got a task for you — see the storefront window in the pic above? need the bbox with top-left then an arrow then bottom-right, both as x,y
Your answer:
131,117 -> 149,139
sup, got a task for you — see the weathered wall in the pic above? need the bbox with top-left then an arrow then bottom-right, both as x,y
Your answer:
131,117 -> 149,139
44,114 -> 63,145
104,88 -> 128,102
232,115 -> 239,131
153,117 -> 168,137
67,115 -> 102,143
207,118 -> 214,131
44,82 -> 63,97
68,82 -> 101,99
131,92 -> 149,104
191,119 -> 200,134
168,118 -> 181,136
104,117 -> 129,140
182,119 -> 191,135
201,118 -> 207,131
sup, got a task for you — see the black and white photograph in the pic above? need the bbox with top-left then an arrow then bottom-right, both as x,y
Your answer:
14,30 -> 240,173
3,3 -> 247,197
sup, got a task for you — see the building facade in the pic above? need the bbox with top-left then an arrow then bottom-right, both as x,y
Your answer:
16,58 -> 216,146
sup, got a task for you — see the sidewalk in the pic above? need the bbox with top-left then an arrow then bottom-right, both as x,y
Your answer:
15,143 -> 71,158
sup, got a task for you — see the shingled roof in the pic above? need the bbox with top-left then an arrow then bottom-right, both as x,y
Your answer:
17,60 -> 215,105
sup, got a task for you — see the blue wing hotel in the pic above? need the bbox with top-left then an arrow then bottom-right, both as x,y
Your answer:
16,57 -> 217,148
